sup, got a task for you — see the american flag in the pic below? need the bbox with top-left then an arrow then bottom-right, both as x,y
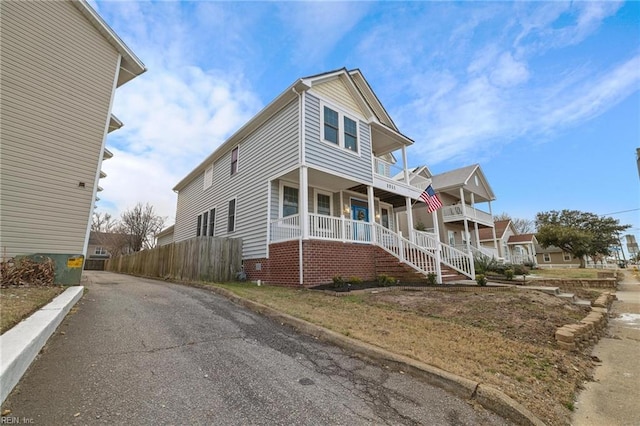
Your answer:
419,185 -> 443,213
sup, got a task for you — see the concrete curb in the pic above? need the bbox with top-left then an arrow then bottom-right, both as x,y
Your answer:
194,283 -> 545,426
0,286 -> 84,404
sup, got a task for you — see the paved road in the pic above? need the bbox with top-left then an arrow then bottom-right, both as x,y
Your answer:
572,270 -> 640,426
3,272 -> 508,425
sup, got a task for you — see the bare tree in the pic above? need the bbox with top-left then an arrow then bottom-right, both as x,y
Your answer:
91,212 -> 116,232
494,212 -> 534,234
120,202 -> 165,252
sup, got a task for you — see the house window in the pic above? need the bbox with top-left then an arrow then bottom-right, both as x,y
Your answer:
95,247 -> 108,256
227,199 -> 236,232
322,104 -> 359,153
197,214 -> 202,237
230,146 -> 239,175
543,253 -> 551,262
316,192 -> 331,216
323,106 -> 339,144
204,165 -> 213,189
381,208 -> 390,229
563,252 -> 572,261
208,208 -> 216,236
344,116 -> 358,151
283,186 -> 299,217
202,211 -> 209,236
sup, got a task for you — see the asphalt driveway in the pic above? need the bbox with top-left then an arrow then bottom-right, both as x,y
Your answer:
3,271 -> 509,425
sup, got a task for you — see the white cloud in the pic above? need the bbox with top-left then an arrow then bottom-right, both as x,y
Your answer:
279,2 -> 371,64
490,52 -> 530,87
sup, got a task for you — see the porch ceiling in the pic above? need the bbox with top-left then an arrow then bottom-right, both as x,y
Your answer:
348,184 -> 407,208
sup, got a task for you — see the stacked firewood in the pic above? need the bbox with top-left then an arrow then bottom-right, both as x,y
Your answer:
0,257 -> 55,287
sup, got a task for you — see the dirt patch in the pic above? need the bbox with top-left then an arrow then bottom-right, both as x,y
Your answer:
371,288 -> 590,345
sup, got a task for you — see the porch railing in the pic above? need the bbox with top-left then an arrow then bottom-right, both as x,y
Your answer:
411,229 -> 437,249
441,204 -> 493,225
269,214 -> 300,242
270,214 -> 475,280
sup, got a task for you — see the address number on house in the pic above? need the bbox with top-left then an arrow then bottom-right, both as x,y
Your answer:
386,183 -> 396,190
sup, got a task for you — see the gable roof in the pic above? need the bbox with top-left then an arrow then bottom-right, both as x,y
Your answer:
478,219 -> 511,241
174,68 -> 413,191
72,0 -> 146,87
508,233 -> 538,244
431,163 -> 496,203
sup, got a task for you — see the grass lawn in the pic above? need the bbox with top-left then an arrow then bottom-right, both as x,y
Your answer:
529,268 -> 603,279
0,286 -> 65,334
211,282 -> 601,426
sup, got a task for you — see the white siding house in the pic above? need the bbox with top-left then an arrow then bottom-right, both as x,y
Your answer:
172,69 -> 475,286
0,0 -> 145,259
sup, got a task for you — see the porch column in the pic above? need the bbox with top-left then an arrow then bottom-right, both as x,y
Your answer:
300,166 -> 309,239
405,197 -> 414,243
402,145 -> 409,184
489,201 -> 498,251
367,185 -> 376,243
460,188 -> 470,254
432,209 -> 442,284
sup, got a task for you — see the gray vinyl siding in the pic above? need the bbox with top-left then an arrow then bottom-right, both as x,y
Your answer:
173,99 -> 300,259
304,93 -> 372,184
0,1 -> 119,257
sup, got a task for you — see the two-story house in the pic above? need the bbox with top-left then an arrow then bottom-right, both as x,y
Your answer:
0,0 -> 145,265
168,69 -> 475,286
478,220 -> 537,265
397,164 -> 497,259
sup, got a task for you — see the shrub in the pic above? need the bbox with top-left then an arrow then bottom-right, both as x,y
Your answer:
476,274 -> 487,286
513,264 -> 530,276
332,276 -> 345,288
376,274 -> 396,287
426,273 -> 437,286
474,254 -> 498,275
347,276 -> 363,285
504,268 -> 514,281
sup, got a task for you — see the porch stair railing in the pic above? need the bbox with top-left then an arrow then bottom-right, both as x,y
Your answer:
374,223 -> 475,281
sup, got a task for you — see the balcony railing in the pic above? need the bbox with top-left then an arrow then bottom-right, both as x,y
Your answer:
441,204 -> 493,226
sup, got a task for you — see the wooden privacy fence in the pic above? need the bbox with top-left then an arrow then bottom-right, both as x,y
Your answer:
105,237 -> 242,282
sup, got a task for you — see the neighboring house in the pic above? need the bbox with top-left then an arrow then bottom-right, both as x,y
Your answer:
86,231 -> 133,259
170,68 -> 476,286
535,245 -> 582,267
397,164 -> 497,258
478,220 -> 537,265
156,225 -> 175,247
0,0 -> 145,259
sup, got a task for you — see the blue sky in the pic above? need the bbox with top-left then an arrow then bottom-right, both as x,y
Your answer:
93,0 -> 640,255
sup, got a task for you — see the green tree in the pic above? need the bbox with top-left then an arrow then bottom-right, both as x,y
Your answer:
535,210 -> 630,268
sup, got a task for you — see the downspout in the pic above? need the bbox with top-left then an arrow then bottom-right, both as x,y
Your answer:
293,86 -> 306,285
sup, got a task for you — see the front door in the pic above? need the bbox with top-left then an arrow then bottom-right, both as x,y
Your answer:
351,200 -> 370,242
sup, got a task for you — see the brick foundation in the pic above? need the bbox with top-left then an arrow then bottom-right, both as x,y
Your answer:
244,240 -> 433,287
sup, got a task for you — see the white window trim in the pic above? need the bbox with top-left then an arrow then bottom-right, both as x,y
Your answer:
314,188 -> 333,215
95,246 -> 108,255
227,197 -> 237,233
543,253 -> 551,262
563,252 -> 572,261
204,164 -> 214,189
279,181 -> 300,219
320,101 -> 361,156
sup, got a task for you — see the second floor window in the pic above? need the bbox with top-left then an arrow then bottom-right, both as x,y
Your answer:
231,147 -> 239,175
344,117 -> 357,151
323,105 -> 359,153
95,247 -> 108,255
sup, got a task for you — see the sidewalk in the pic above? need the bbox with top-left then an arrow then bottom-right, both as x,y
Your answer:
572,269 -> 640,426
